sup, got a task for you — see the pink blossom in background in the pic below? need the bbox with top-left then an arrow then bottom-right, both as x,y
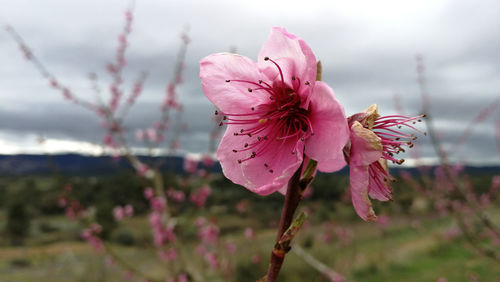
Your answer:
150,197 -> 166,212
144,187 -> 155,200
123,204 -> 134,217
190,185 -> 211,208
244,227 -> 255,240
200,27 -> 349,195
201,155 -> 216,167
81,224 -> 103,252
183,155 -> 199,174
198,223 -> 219,245
376,214 -> 390,228
346,104 -> 424,221
158,248 -> 178,261
145,128 -> 157,141
167,188 -> 186,203
436,277 -> 447,282
195,217 -> 207,227
252,254 -> 261,264
135,129 -> 145,141
204,252 -> 219,269
58,197 -> 67,208
114,204 -> 134,221
236,200 -> 248,213
113,206 -> 125,221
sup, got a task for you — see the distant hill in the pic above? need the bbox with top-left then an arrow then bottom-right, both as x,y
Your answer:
0,154 -> 497,176
0,154 -> 220,176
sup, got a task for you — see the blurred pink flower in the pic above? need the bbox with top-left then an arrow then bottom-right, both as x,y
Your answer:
204,252 -> 219,269
123,204 -> 134,217
158,248 -> 178,261
113,206 -> 124,221
198,223 -> 219,245
346,104 -> 424,221
244,227 -> 255,240
190,185 -> 211,208
144,187 -> 155,199
183,155 -> 199,174
376,214 -> 390,228
167,188 -> 186,203
252,254 -> 261,264
200,27 -> 348,195
236,200 -> 248,213
202,155 -> 216,167
150,197 -> 166,212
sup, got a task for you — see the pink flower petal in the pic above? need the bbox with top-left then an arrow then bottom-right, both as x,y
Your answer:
349,121 -> 382,166
257,27 -> 317,99
349,165 -> 377,221
200,53 -> 268,113
304,81 -> 349,172
217,124 -> 304,195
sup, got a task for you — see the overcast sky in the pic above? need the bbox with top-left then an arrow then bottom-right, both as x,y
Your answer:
0,0 -> 499,165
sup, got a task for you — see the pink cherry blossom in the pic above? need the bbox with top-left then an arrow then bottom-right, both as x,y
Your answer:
113,206 -> 125,221
183,155 -> 199,174
144,187 -> 155,200
244,227 -> 255,240
204,252 -> 219,269
200,27 -> 348,195
346,104 -> 424,221
190,185 -> 211,208
167,188 -> 186,203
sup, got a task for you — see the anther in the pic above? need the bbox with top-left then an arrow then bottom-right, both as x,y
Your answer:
292,76 -> 296,80
264,163 -> 269,168
234,133 -> 239,136
232,149 -> 238,153
300,137 -> 305,141
257,137 -> 262,141
237,159 -> 242,164
248,88 -> 253,92
251,152 -> 256,158
219,122 -> 223,126
248,133 -> 252,137
269,169 -> 274,173
270,96 -> 274,100
258,80 -> 263,84
225,79 -> 230,83
240,129 -> 244,133
264,57 -> 269,61
215,110 -> 219,115
244,143 -> 248,148
305,81 -> 310,85
251,107 -> 255,111
223,116 -> 227,120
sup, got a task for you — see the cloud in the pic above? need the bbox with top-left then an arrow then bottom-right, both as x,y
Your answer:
1,0 -> 499,164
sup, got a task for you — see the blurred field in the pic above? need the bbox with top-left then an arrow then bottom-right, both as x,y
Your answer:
1,179 -> 499,282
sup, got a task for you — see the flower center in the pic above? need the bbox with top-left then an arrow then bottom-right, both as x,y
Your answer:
216,57 -> 314,173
